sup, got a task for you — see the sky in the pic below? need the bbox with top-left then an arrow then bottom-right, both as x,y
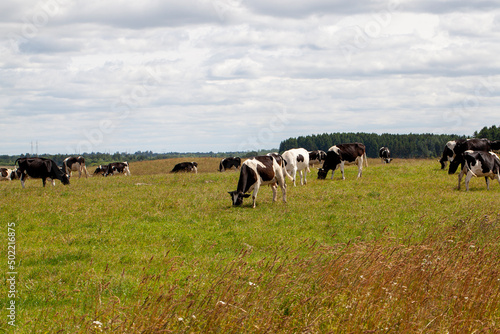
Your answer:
1,0 -> 500,155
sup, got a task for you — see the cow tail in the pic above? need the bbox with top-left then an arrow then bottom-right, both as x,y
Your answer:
281,160 -> 293,181
363,152 -> 368,167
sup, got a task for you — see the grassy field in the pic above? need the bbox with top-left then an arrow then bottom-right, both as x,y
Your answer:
1,158 -> 499,333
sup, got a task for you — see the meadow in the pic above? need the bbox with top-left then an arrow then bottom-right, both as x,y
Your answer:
1,158 -> 499,333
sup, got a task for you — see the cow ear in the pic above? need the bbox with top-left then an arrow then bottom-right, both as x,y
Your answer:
243,194 -> 251,198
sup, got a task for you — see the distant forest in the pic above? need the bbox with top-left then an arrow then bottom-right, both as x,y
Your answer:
1,125 -> 499,166
279,125 -> 500,159
0,149 -> 277,167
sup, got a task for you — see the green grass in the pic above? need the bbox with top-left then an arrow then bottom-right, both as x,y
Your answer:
1,158 -> 499,333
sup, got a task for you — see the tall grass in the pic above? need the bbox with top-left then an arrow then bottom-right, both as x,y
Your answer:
1,158 -> 499,332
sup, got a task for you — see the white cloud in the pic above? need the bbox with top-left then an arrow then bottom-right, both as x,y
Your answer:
0,0 -> 499,155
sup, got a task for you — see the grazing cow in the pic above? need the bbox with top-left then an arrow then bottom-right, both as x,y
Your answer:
458,151 -> 500,191
318,143 -> 368,180
218,157 -> 241,172
15,157 -> 70,188
282,148 -> 310,186
105,162 -> 131,176
308,150 -> 327,166
171,162 -> 198,173
93,165 -> 110,176
379,147 -> 392,163
439,140 -> 456,170
446,138 -> 500,174
0,168 -> 15,181
62,156 -> 89,178
228,155 -> 289,208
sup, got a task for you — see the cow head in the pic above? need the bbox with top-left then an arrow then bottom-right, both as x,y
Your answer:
317,168 -> 328,179
228,191 -> 250,206
61,174 -> 70,185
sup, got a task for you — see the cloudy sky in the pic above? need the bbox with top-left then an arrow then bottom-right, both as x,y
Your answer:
1,0 -> 499,155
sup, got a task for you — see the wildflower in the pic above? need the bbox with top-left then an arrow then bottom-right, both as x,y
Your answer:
218,301 -> 227,305
178,317 -> 184,321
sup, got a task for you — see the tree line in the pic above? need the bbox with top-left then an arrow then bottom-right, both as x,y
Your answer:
0,149 -> 277,167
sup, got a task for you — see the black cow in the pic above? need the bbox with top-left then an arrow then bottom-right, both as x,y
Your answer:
228,155 -> 289,208
318,143 -> 367,180
63,156 -> 89,178
308,150 -> 327,166
446,138 -> 500,174
15,157 -> 70,188
218,157 -> 241,172
171,162 -> 198,173
379,147 -> 392,163
458,151 -> 500,191
105,162 -> 131,176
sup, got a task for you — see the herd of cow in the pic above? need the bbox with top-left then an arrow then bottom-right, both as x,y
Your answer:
0,157 -> 131,188
1,138 -> 499,207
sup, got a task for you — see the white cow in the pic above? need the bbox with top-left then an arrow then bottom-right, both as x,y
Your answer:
282,148 -> 310,186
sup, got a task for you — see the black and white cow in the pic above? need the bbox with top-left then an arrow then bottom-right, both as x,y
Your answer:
308,150 -> 327,167
93,165 -> 109,176
62,156 -> 89,178
282,148 -> 310,186
444,138 -> 500,174
218,157 -> 241,172
439,140 -> 456,170
171,162 -> 198,173
458,151 -> 500,191
0,168 -> 16,181
318,143 -> 367,180
228,155 -> 289,208
15,157 -> 70,188
105,162 -> 131,176
379,147 -> 392,163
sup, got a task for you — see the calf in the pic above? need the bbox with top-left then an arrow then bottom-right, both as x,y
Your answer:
282,148 -> 310,186
218,157 -> 241,172
308,150 -> 327,166
458,151 -> 500,191
171,162 -> 197,173
62,156 -> 89,178
105,162 -> 131,176
228,155 -> 288,208
0,168 -> 15,181
15,157 -> 70,188
379,147 -> 392,163
318,143 -> 367,180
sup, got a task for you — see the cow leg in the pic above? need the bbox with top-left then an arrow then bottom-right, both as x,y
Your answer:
251,184 -> 261,208
341,162 -> 346,180
465,172 -> 473,191
457,166 -> 467,190
485,177 -> 490,190
271,183 -> 278,202
20,174 -> 26,189
42,178 -> 47,187
357,157 -> 363,178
